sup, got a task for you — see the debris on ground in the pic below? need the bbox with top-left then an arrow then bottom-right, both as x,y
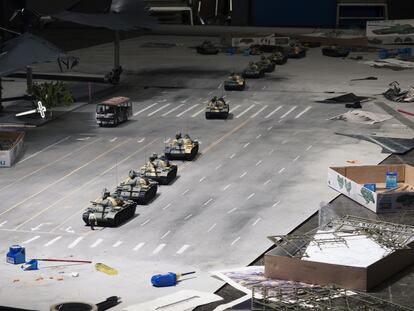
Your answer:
95,263 -> 118,276
317,93 -> 371,104
350,76 -> 377,81
96,296 -> 121,310
398,109 -> 414,117
151,271 -> 195,287
363,58 -> 414,70
345,102 -> 362,109
329,110 -> 392,124
383,81 -> 414,102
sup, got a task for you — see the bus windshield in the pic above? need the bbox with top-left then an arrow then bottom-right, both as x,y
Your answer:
96,105 -> 115,114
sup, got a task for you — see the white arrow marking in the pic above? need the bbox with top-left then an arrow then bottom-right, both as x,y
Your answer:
31,223 -> 51,231
65,226 -> 75,233
137,138 -> 145,143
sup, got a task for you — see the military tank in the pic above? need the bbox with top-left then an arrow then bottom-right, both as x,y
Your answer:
242,62 -> 265,79
257,55 -> 275,73
140,153 -> 177,185
224,73 -> 246,91
165,133 -> 199,161
287,43 -> 307,59
205,96 -> 229,119
197,40 -> 219,55
373,24 -> 414,35
115,170 -> 158,204
322,46 -> 349,58
268,51 -> 288,65
82,189 -> 137,227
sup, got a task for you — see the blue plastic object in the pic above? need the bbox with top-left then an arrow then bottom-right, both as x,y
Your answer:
386,171 -> 397,189
6,245 -> 26,265
225,47 -> 236,55
151,272 -> 177,287
379,49 -> 389,59
21,259 -> 38,271
243,48 -> 251,56
364,183 -> 376,192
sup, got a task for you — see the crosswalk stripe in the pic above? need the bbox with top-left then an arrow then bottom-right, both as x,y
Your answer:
295,106 -> 312,119
44,236 -> 62,246
265,105 -> 283,119
280,106 -> 297,119
162,104 -> 184,116
22,236 -> 40,244
250,105 -> 268,118
148,103 -> 170,116
236,104 -> 255,118
229,104 -> 241,113
191,108 -> 205,118
152,243 -> 166,255
176,244 -> 190,255
112,241 -> 123,248
68,237 -> 83,249
133,103 -> 158,116
133,242 -> 145,251
90,239 -> 103,248
176,104 -> 199,117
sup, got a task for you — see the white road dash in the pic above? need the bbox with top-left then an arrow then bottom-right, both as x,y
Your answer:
267,126 -> 273,131
176,104 -> 199,117
236,104 -> 256,118
250,105 -> 268,118
227,207 -> 237,214
204,198 -> 213,206
90,239 -> 103,248
182,189 -> 190,196
176,244 -> 190,255
0,221 -> 7,227
162,104 -> 184,116
191,108 -> 205,118
215,164 -> 222,170
252,218 -> 261,226
272,200 -> 281,207
207,223 -> 217,232
112,241 -> 123,248
141,219 -> 151,226
280,106 -> 297,119
239,172 -> 247,178
230,153 -> 236,159
229,104 -> 241,113
231,237 -> 241,246
218,83 -> 223,89
137,137 -> 145,143
306,145 -> 313,151
133,242 -> 145,251
44,236 -> 62,247
148,103 -> 170,116
293,155 -> 300,162
68,237 -> 83,249
265,105 -> 283,119
22,236 -> 40,244
184,214 -> 192,220
199,176 -> 206,183
164,138 -> 171,144
247,193 -> 256,200
163,203 -> 171,210
152,243 -> 166,255
208,91 -> 213,95
110,137 -> 118,142
161,231 -> 171,239
295,106 -> 312,119
134,103 -> 158,116
264,179 -> 272,186
256,160 -> 262,166
180,98 -> 189,104
278,167 -> 286,174
256,134 -> 262,139
243,142 -> 250,148
222,184 -> 232,191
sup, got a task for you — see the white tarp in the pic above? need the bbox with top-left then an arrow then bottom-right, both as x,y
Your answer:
329,110 -> 392,125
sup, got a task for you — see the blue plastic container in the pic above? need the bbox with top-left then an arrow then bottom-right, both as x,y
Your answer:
379,49 -> 389,59
6,245 -> 26,265
386,171 -> 398,189
22,259 -> 38,271
364,183 -> 376,192
151,272 -> 177,287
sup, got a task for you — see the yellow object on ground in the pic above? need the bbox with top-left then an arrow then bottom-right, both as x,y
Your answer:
95,263 -> 118,275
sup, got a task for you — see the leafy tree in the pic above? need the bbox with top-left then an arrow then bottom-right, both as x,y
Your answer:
30,81 -> 74,109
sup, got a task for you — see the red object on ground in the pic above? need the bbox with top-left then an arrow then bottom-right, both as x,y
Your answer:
397,109 -> 414,117
34,258 -> 92,264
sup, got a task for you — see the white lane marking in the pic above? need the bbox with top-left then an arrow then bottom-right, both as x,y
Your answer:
141,219 -> 151,226
272,200 -> 281,207
252,218 -> 261,226
159,99 -> 167,103
76,137 -> 90,141
65,226 -> 74,233
222,184 -> 232,191
278,167 -> 286,174
44,236 -> 62,246
0,221 -> 8,227
293,155 -> 300,162
215,164 -> 222,170
280,106 -> 297,119
204,198 -> 213,206
236,104 -> 256,118
229,104 -> 241,113
247,193 -> 256,200
268,149 -> 274,155
110,137 -> 118,142
137,138 -> 145,143
231,237 -> 241,246
112,241 -> 123,248
181,98 -> 189,104
250,105 -> 268,118
368,137 -> 397,153
31,223 -> 51,231
162,104 -> 184,116
22,236 -> 40,244
199,177 -> 206,183
182,189 -> 190,196
184,214 -> 192,220
20,136 -> 71,164
282,140 -> 288,144
230,153 -> 236,159
176,244 -> 190,255
267,126 -> 273,131
264,179 -> 271,186
207,223 -> 217,232
176,104 -> 199,117
203,100 -> 209,104
161,231 -> 171,239
148,103 -> 170,116
256,160 -> 262,166
256,134 -> 262,139
90,239 -> 103,248
163,203 -> 171,210
192,108 -> 205,117
306,145 -> 313,151
240,172 -> 247,178
164,138 -> 171,144
227,208 -> 237,214
243,142 -> 250,148
68,237 -> 83,249
134,103 -> 158,116
295,106 -> 312,119
218,83 -> 223,89
133,242 -> 145,251
152,243 -> 166,254
208,91 -> 213,95
265,105 -> 283,119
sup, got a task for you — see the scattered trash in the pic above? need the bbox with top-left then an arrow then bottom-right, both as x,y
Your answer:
329,110 -> 392,124
383,81 -> 414,102
35,276 -> 44,282
350,76 -> 378,81
56,276 -> 64,281
151,271 -> 196,287
6,245 -> 26,264
96,296 -> 121,310
21,259 -> 38,271
12,279 -> 20,283
398,109 -> 414,117
364,59 -> 414,70
347,160 -> 360,164
95,263 -> 118,276
71,272 -> 79,277
317,93 -> 371,104
345,102 -> 362,109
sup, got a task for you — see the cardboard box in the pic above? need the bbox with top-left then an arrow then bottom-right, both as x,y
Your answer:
328,164 -> 414,213
367,19 -> 414,45
0,131 -> 25,167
